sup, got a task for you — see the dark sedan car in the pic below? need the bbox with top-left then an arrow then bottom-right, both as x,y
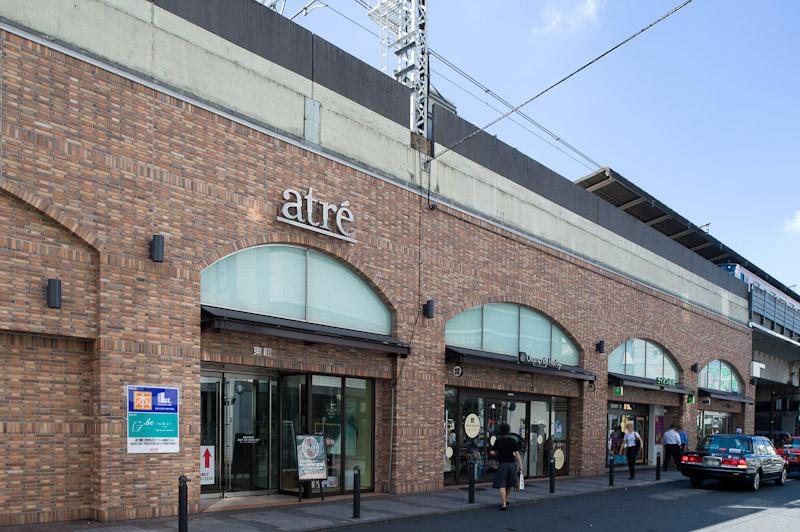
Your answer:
681,434 -> 787,491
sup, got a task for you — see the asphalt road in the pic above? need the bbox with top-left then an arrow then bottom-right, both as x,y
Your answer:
336,477 -> 800,532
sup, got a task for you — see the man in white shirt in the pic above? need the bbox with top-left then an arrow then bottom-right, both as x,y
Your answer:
663,424 -> 683,471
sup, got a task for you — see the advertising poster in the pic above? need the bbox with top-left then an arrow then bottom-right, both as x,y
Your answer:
127,385 -> 180,454
655,416 -> 664,445
296,434 -> 327,481
201,446 -> 215,485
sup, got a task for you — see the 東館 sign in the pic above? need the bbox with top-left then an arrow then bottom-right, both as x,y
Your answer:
277,187 -> 356,243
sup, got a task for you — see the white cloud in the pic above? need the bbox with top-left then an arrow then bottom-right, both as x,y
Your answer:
785,210 -> 800,234
533,0 -> 602,35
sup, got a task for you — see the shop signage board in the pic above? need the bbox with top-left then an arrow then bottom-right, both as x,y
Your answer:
518,352 -> 562,370
296,435 -> 327,481
126,385 -> 180,454
278,187 -> 356,243
655,377 -> 676,387
613,386 -> 624,397
686,394 -> 695,404
201,446 -> 215,485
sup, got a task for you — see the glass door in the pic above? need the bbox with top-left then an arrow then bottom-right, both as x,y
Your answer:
201,375 -> 222,495
528,400 -> 550,477
224,374 -> 273,494
311,375 -> 343,492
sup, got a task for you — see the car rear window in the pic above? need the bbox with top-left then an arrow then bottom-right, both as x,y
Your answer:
701,435 -> 752,454
785,439 -> 800,449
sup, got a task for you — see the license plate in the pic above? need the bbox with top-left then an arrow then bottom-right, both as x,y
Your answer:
702,457 -> 721,467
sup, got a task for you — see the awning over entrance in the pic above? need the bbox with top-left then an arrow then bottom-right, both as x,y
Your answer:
607,372 -> 692,395
445,345 -> 596,381
697,387 -> 754,405
201,305 -> 410,356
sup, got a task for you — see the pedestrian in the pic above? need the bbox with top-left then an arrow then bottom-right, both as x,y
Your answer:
623,421 -> 643,479
490,422 -> 523,511
662,424 -> 682,471
678,425 -> 688,452
608,425 -> 623,463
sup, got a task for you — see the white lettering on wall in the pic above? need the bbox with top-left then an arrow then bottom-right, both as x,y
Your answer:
278,187 -> 357,243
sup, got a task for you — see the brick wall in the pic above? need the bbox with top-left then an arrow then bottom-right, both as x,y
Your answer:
0,30 -> 753,524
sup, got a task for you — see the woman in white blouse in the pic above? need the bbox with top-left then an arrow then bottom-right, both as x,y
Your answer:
623,421 -> 644,479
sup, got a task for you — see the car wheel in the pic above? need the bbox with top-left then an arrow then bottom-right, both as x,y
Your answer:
750,471 -> 761,491
690,477 -> 703,488
776,468 -> 787,486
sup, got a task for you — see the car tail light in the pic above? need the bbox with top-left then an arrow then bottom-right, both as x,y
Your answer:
682,455 -> 701,463
721,458 -> 747,469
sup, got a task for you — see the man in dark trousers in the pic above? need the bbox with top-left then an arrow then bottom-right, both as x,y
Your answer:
662,424 -> 683,471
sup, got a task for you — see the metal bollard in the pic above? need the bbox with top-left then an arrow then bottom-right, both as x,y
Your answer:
549,458 -> 555,494
609,455 -> 615,486
656,452 -> 661,481
178,475 -> 188,532
352,466 -> 361,518
468,460 -> 475,504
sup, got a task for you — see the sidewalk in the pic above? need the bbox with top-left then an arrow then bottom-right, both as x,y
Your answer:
6,469 -> 685,532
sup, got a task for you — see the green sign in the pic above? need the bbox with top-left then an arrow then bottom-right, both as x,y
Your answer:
655,377 -> 676,386
127,412 -> 179,439
613,386 -> 624,397
686,394 -> 695,405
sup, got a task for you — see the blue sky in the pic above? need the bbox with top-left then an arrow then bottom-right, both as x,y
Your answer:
289,0 -> 799,288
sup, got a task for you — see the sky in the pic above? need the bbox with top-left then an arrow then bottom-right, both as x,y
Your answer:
284,0 -> 799,288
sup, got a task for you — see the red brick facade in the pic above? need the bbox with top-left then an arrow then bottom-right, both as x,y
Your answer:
0,31 -> 753,525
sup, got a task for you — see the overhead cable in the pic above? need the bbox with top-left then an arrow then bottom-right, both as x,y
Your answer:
433,0 -> 694,160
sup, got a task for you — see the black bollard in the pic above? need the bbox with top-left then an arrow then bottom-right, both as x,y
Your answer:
468,461 -> 475,504
609,455 -> 615,486
178,475 -> 188,532
549,458 -> 555,494
656,452 -> 661,480
353,466 -> 361,518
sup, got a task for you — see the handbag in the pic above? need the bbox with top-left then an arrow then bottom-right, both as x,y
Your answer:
518,471 -> 525,491
613,454 -> 627,465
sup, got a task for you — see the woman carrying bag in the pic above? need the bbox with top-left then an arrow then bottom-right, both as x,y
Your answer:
623,422 -> 643,480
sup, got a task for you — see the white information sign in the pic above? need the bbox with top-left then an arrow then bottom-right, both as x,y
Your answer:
464,413 -> 481,439
201,446 -> 215,486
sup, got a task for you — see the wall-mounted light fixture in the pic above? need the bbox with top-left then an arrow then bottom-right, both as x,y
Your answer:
47,278 -> 61,309
422,299 -> 435,319
691,363 -> 699,373
149,234 -> 165,262
595,340 -> 605,354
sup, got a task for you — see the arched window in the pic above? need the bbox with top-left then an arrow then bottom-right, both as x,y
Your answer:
201,245 -> 391,335
607,339 -> 680,382
445,303 -> 580,366
698,360 -> 742,394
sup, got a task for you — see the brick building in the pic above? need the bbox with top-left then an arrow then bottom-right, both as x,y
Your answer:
0,0 -> 754,525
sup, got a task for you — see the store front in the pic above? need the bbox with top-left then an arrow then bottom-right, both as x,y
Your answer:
199,245 -> 404,498
200,368 -> 374,498
606,339 -> 690,463
444,387 -> 569,484
696,359 -> 751,445
442,303 -> 592,483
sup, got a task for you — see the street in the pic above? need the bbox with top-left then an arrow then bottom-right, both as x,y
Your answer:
338,478 -> 800,532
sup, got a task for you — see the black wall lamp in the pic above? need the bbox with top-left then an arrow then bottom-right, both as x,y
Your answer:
595,340 -> 605,354
46,278 -> 61,309
150,234 -> 165,262
691,363 -> 699,373
422,299 -> 435,319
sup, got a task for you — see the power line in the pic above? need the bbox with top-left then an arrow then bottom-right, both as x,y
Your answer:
430,50 -> 602,169
434,0 -> 695,160
344,0 -> 600,169
431,67 -> 596,171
